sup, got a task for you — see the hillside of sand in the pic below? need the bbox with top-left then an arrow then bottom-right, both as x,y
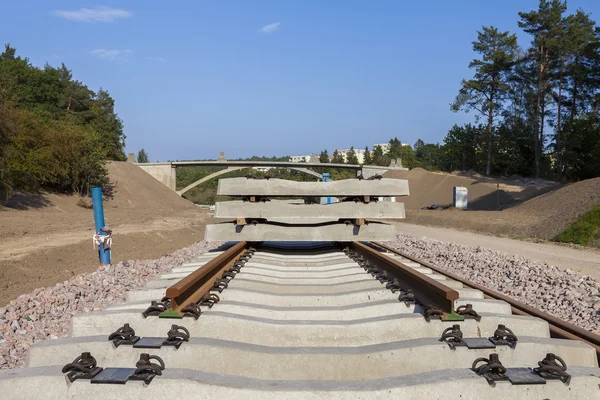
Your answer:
0,162 -> 213,305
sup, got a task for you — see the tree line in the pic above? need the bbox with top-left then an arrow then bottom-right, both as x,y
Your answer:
318,138 -> 419,169
0,45 -> 126,199
321,1 -> 600,180
444,0 -> 599,180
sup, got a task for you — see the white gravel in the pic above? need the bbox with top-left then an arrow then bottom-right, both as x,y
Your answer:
389,233 -> 600,334
0,240 -> 223,370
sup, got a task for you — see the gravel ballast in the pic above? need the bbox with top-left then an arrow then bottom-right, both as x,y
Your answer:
390,233 -> 600,334
0,240 -> 223,370
2,235 -> 599,370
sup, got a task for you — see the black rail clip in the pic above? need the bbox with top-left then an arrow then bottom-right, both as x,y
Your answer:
181,302 -> 202,319
211,278 -> 229,293
109,324 -> 190,349
142,297 -> 170,318
440,324 -> 518,350
455,304 -> 481,322
398,288 -> 416,305
62,352 -> 102,383
199,293 -> 220,308
534,353 -> 571,384
108,323 -> 140,347
472,353 -> 570,386
63,352 -> 165,385
489,324 -> 518,349
440,324 -> 465,350
423,305 -> 443,322
385,278 -> 402,293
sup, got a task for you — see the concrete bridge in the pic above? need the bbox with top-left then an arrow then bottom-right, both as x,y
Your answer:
130,153 -> 407,196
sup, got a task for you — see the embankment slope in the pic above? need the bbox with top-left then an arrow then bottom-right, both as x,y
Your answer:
0,161 -> 211,305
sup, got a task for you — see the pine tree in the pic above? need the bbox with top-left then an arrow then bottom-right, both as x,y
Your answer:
372,145 -> 385,166
518,0 -> 567,178
363,146 -> 372,164
553,10 -> 598,176
137,149 -> 149,163
346,146 -> 359,164
331,150 -> 345,164
452,26 -> 519,176
319,150 -> 330,163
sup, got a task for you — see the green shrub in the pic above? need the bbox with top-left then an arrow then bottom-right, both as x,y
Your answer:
554,205 -> 600,246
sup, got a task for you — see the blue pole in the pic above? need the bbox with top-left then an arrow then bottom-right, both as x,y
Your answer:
322,173 -> 331,204
91,187 -> 111,265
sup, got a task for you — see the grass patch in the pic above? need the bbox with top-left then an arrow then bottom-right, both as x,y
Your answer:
554,204 -> 600,246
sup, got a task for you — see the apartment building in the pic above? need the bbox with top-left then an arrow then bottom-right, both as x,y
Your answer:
372,143 -> 391,153
289,155 -> 310,163
336,148 -> 366,164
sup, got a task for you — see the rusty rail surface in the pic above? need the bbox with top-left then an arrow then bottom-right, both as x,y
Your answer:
162,241 -> 249,316
349,242 -> 459,314
374,241 -> 600,363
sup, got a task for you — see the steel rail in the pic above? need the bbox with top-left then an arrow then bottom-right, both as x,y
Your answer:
161,241 -> 249,317
374,241 -> 600,363
348,242 -> 459,314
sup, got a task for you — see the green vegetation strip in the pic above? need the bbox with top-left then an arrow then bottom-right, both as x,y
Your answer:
554,205 -> 600,246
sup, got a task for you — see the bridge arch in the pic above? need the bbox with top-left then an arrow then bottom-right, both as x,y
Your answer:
176,166 -> 323,196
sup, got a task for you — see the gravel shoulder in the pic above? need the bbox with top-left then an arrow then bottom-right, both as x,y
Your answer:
393,222 -> 600,280
0,241 -> 223,369
389,232 -> 600,335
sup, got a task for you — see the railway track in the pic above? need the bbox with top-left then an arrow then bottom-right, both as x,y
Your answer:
2,240 -> 599,399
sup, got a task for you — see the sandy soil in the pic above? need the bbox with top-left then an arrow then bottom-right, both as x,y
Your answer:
0,162 -> 213,306
1,161 -> 598,305
386,168 -> 600,241
385,167 -> 559,211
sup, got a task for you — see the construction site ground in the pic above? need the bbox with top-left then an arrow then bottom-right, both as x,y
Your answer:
385,168 -> 600,241
0,162 -> 213,305
1,161 -> 599,305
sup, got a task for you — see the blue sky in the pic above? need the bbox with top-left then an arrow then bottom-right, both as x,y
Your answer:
2,1 -> 600,161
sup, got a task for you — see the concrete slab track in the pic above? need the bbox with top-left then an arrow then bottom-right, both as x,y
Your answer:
3,244 -> 599,399
2,366 -> 599,399
28,336 -> 597,377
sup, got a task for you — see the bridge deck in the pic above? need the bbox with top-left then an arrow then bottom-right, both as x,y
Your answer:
135,160 -> 403,171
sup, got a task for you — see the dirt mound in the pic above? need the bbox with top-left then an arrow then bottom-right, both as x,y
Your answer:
452,169 -> 484,178
0,161 -> 206,250
516,177 -> 600,239
0,161 -> 211,305
384,168 -> 541,211
105,162 -> 197,214
1,162 -> 199,238
393,172 -> 600,242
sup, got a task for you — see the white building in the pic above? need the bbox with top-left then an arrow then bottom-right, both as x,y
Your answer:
372,143 -> 391,154
252,166 -> 273,172
289,155 -> 310,163
372,142 -> 410,154
337,148 -> 366,164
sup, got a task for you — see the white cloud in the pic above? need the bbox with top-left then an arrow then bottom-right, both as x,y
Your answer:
144,56 -> 166,62
90,49 -> 133,59
259,22 -> 280,33
52,7 -> 132,23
